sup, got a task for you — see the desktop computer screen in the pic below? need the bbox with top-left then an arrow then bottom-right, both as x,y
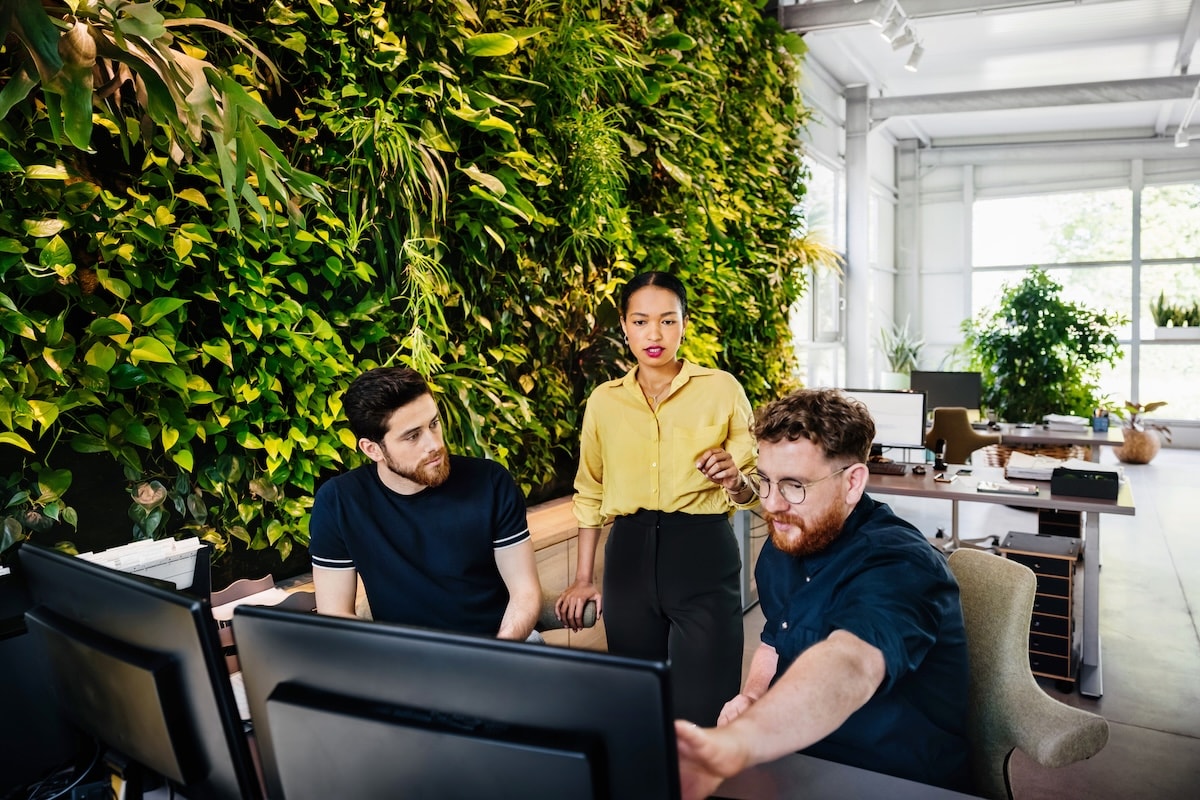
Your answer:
233,604 -> 681,800
909,371 -> 983,413
17,544 -> 260,800
842,389 -> 928,452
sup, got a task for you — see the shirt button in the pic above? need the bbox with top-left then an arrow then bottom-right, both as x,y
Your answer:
781,621 -> 788,630
806,576 -> 811,582
651,462 -> 656,467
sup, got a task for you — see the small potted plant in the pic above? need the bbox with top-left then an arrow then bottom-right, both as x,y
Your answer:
1151,292 -> 1200,340
1113,400 -> 1172,464
878,317 -> 924,390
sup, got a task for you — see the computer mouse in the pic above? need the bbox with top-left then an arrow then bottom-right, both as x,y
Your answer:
912,465 -> 926,475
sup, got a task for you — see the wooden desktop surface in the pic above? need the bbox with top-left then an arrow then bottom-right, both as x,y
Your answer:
866,464 -> 1134,516
997,422 -> 1125,451
715,751 -> 982,799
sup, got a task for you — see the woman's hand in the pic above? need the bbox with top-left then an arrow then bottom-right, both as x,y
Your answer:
554,579 -> 602,632
696,447 -> 746,493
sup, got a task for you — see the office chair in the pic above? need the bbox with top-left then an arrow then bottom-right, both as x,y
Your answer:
925,406 -> 1001,466
947,549 -> 1109,800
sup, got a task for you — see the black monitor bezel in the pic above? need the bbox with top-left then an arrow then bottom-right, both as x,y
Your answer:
233,604 -> 681,800
909,371 -> 984,413
17,544 -> 260,800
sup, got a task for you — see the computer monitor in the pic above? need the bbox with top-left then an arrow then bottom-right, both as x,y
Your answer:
842,389 -> 928,452
909,371 -> 983,413
233,604 -> 681,800
17,544 -> 260,800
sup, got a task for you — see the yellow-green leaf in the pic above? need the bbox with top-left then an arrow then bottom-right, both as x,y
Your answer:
130,336 -> 176,365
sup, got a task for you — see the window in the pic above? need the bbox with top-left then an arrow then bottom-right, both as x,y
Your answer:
972,184 -> 1200,422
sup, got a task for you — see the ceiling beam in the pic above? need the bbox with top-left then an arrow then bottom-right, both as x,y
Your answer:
778,0 -> 1131,33
870,76 -> 1200,120
920,136 -> 1200,166
1176,0 -> 1200,74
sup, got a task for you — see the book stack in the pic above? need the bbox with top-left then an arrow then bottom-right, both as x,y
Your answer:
1043,413 -> 1090,431
1004,450 -> 1064,481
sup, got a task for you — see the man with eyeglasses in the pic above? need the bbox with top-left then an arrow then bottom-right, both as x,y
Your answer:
675,388 -> 970,798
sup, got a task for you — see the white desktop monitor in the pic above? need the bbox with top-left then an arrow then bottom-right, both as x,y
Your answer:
841,389 -> 928,453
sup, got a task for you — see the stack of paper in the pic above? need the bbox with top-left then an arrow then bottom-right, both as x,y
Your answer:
1004,450 -> 1064,480
1043,413 -> 1090,431
77,536 -> 204,589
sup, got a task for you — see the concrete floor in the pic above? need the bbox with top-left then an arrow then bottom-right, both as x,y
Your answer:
739,446 -> 1200,799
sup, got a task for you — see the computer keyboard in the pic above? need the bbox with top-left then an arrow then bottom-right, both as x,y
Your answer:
866,461 -> 908,476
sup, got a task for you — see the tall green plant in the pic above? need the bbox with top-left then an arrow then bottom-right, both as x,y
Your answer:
2,1 -> 819,574
962,268 -> 1126,423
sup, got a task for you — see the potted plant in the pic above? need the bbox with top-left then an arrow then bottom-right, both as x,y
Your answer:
1150,292 -> 1200,340
961,269 -> 1126,423
1113,401 -> 1172,464
878,317 -> 924,390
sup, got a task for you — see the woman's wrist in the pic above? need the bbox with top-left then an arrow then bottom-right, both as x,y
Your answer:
726,472 -> 752,500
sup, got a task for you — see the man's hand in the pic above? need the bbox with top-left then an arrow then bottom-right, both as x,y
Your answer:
674,720 -> 751,800
717,692 -> 756,727
555,579 -> 602,632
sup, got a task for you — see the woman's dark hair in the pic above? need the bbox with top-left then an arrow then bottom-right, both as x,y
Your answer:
343,367 -> 432,443
619,271 -> 688,319
753,389 -> 875,464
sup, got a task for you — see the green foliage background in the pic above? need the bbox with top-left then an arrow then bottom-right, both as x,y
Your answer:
1,0 -> 816,573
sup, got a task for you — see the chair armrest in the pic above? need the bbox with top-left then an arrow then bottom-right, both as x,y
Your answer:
1006,681 -> 1110,767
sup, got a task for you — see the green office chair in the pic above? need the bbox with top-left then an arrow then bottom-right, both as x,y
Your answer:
947,549 -> 1109,800
926,406 -> 1001,466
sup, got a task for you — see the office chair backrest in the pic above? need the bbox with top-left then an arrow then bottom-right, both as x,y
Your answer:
925,407 -> 1001,465
947,549 -> 1108,799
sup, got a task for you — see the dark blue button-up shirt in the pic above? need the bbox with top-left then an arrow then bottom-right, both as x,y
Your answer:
755,494 -> 971,790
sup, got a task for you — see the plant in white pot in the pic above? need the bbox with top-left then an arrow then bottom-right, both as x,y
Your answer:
878,317 -> 923,390
1113,401 -> 1172,464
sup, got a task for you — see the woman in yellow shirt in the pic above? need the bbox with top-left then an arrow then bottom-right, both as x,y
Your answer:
555,271 -> 756,726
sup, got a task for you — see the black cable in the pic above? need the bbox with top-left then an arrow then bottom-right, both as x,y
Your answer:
34,740 -> 102,800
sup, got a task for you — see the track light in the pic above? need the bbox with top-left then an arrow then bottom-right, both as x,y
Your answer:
881,14 -> 907,43
905,42 -> 924,72
1174,78 -> 1200,148
870,0 -> 896,28
891,27 -> 915,50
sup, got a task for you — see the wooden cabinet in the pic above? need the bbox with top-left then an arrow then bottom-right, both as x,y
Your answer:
999,531 -> 1080,684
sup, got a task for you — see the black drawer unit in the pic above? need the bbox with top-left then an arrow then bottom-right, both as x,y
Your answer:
999,531 -> 1080,683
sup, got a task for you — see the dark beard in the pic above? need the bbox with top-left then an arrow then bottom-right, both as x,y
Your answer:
765,502 -> 846,557
384,447 -> 451,488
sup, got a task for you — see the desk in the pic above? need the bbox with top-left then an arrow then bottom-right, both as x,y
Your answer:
715,751 -> 982,799
997,423 -> 1124,461
867,465 -> 1134,698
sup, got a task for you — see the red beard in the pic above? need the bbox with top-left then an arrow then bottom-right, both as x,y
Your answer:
764,502 -> 846,557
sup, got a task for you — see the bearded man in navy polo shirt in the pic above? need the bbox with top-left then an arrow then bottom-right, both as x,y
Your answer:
308,367 -> 541,641
675,388 -> 970,797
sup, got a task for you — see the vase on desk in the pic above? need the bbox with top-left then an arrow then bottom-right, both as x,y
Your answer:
1114,428 -> 1161,464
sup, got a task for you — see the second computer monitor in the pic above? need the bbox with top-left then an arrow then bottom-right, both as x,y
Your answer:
233,605 -> 681,800
909,371 -> 983,413
842,389 -> 928,452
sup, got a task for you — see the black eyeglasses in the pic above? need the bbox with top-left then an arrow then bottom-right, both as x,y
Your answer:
747,465 -> 854,505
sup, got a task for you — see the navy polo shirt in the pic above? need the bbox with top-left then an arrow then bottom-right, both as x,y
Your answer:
755,494 -> 971,791
308,455 -> 530,636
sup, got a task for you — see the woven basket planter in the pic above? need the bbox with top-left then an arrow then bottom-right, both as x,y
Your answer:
983,443 -> 1092,468
1113,429 -> 1162,465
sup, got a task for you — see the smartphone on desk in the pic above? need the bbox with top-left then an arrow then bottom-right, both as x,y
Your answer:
956,468 -> 973,476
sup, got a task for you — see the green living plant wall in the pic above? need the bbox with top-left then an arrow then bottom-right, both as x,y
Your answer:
1,0 -> 822,578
